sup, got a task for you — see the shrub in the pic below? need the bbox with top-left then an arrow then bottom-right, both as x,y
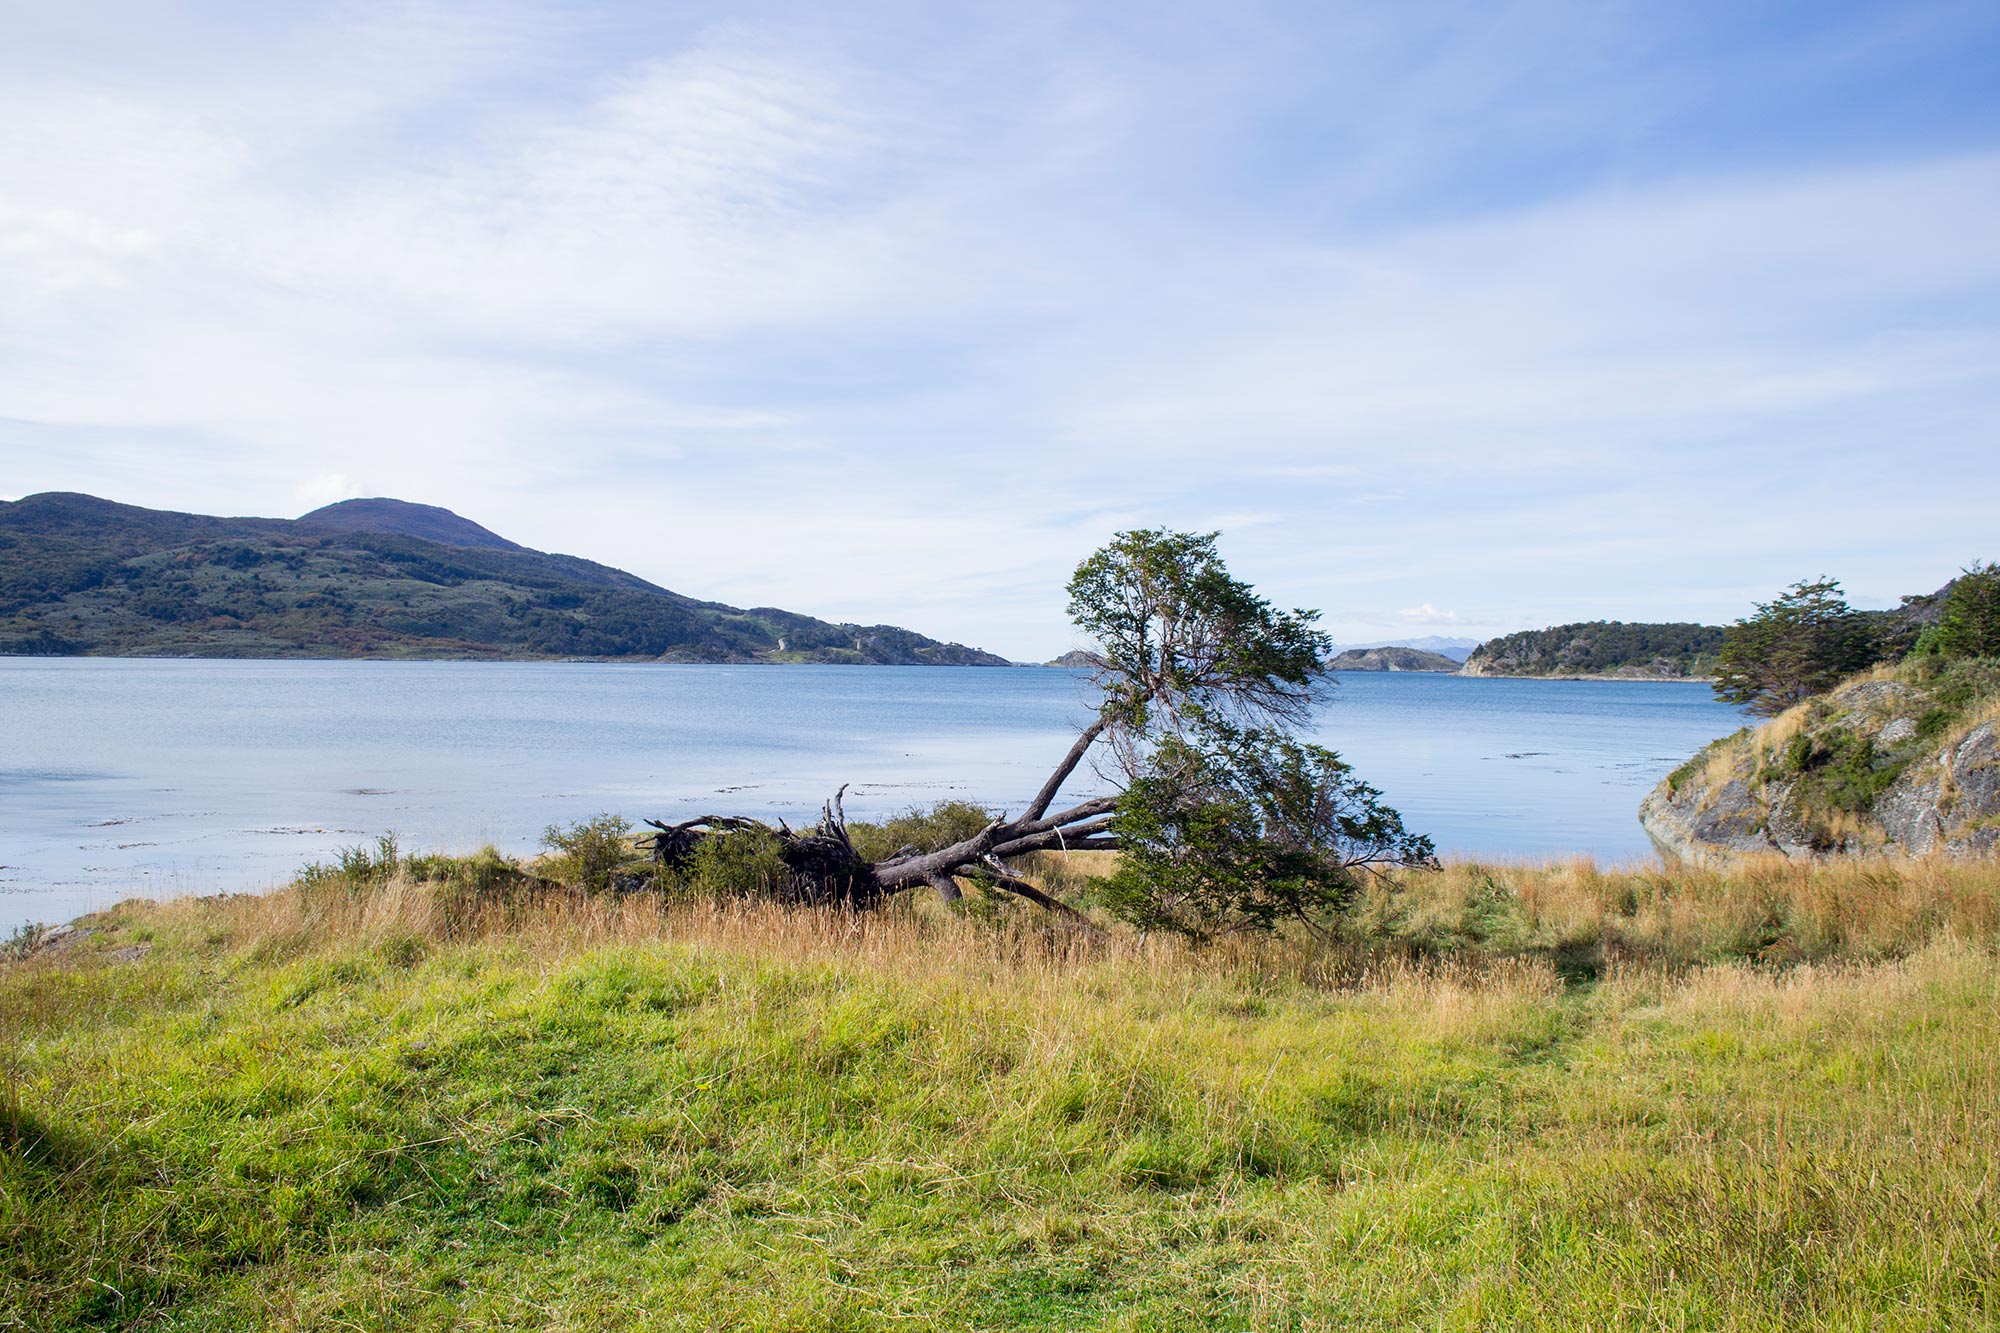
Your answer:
845,800 -> 999,863
403,844 -> 526,895
662,825 -> 788,899
538,814 -> 637,893
297,834 -> 403,898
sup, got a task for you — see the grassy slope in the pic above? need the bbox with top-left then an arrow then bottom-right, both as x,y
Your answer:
5,859 -> 1999,1331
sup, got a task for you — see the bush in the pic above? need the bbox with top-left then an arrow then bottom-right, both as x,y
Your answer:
538,814 -> 637,893
402,844 -> 525,894
845,800 -> 999,864
297,834 -> 403,898
660,825 -> 788,899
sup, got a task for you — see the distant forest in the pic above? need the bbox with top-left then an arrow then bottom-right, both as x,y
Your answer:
1463,621 -> 1725,678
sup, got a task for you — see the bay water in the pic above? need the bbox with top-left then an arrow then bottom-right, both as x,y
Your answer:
0,659 -> 1747,932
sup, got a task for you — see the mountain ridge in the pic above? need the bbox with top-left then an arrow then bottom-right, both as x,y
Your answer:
0,492 -> 1008,665
299,497 -> 528,552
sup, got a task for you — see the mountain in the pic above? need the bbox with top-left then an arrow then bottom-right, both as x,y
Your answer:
1333,636 -> 1478,663
1461,621 -> 1724,679
0,492 -> 1008,665
1327,646 -> 1461,672
299,497 -> 527,552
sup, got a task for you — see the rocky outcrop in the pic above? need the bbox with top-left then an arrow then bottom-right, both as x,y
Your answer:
1328,646 -> 1461,672
1640,663 -> 2000,861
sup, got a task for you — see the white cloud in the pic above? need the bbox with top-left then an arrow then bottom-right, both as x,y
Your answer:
0,206 -> 155,290
1399,603 -> 1461,625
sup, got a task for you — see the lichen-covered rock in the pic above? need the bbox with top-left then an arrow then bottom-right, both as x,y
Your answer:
1640,662 -> 2000,862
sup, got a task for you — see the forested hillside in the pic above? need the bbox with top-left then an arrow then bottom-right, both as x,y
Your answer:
1461,621 -> 1724,678
0,493 -> 1007,664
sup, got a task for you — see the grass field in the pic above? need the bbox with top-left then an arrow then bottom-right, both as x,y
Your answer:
5,855 -> 1998,1330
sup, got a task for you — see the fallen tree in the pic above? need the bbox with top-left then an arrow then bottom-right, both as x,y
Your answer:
637,530 -> 1434,936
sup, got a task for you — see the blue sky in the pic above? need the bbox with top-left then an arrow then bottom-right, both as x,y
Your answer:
2,0 -> 1996,660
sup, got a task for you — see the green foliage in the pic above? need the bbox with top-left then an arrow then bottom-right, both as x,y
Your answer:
1065,530 -> 1427,941
1066,528 -> 1331,737
1926,561 -> 2000,659
1714,578 -> 1879,715
1465,620 -> 1725,677
658,825 -> 789,899
1100,731 -> 1435,943
1666,730 -> 1744,794
400,844 -> 526,895
297,839 -> 536,922
296,834 -> 404,898
538,814 -> 638,892
1906,653 -> 2000,716
1780,728 -> 1906,817
845,800 -> 1000,864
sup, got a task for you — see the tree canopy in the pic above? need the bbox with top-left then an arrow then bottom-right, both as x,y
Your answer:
1927,561 -> 2000,659
1713,578 -> 1878,715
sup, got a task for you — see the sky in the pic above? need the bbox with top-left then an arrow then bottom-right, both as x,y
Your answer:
2,1 -> 1997,662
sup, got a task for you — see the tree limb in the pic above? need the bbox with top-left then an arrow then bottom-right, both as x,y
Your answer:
1020,715 -> 1110,822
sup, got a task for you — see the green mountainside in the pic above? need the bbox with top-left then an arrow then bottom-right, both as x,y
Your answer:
0,493 -> 1008,664
1461,621 -> 1725,679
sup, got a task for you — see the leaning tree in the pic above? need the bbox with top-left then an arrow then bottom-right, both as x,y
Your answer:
637,529 -> 1431,932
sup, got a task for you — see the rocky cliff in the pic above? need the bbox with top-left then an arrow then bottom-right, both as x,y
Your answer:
1640,660 -> 2000,860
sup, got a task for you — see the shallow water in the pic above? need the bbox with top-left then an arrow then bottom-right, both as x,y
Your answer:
0,659 -> 1746,930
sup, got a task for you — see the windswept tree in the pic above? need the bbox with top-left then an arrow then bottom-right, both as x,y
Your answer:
1714,577 -> 1878,715
639,529 -> 1432,935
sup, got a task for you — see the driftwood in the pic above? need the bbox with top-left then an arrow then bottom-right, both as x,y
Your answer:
639,719 -> 1116,926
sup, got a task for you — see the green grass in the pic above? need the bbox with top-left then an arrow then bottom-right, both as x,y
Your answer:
5,861 -> 2000,1330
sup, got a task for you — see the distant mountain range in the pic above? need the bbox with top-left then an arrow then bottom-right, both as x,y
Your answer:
0,493 -> 1008,665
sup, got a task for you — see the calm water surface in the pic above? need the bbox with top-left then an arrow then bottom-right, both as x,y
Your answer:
0,659 -> 1747,930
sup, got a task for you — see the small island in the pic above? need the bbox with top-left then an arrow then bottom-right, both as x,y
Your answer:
1458,621 -> 1725,680
1326,645 -> 1461,672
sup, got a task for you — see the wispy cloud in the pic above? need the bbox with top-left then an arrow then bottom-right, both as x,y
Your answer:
1,2 -> 1997,657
